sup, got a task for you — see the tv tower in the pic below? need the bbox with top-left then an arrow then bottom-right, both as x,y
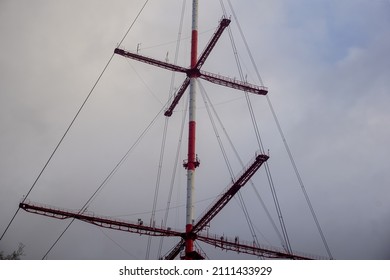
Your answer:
19,0 -> 316,260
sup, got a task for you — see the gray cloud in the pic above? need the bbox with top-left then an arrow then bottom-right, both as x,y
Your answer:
1,0 -> 389,260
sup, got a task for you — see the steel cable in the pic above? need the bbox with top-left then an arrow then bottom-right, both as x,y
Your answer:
220,0 -> 293,254
33,0 -> 151,257
226,0 -> 333,259
199,82 -> 261,250
200,81 -> 286,248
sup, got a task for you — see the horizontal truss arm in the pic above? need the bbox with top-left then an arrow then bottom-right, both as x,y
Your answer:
197,233 -> 312,260
19,202 -> 181,237
161,230 -> 320,260
200,70 -> 268,95
114,48 -> 188,73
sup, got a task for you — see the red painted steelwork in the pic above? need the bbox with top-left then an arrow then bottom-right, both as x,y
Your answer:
19,202 -> 181,237
187,121 -> 197,170
114,48 -> 187,73
114,17 -> 265,118
191,30 -> 198,69
113,49 -> 268,100
193,154 -> 269,234
164,154 -> 270,259
113,49 -> 268,97
19,200 -> 317,260
197,233 -> 313,260
164,77 -> 190,117
164,240 -> 185,260
195,18 -> 231,70
185,224 -> 194,256
200,70 -> 268,95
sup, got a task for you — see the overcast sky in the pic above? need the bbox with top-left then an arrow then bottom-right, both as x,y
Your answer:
1,0 -> 389,260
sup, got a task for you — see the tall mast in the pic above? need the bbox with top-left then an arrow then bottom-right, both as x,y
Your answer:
185,0 -> 199,259
16,2 -> 311,261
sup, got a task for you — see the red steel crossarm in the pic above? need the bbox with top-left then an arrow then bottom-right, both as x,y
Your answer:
114,48 -> 188,74
163,239 -> 185,260
163,231 -> 315,260
164,77 -> 190,117
164,18 -> 231,117
196,233 -> 312,260
192,154 -> 269,234
194,17 -> 231,70
199,70 -> 268,95
114,19 -> 266,118
19,202 -> 181,237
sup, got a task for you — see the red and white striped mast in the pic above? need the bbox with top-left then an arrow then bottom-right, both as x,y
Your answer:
185,0 -> 199,259
18,1 -> 286,260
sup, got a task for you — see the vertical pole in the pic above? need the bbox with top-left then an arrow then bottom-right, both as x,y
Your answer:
185,0 -> 199,259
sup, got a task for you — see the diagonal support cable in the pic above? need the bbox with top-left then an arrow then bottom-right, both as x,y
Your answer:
0,0 -> 151,242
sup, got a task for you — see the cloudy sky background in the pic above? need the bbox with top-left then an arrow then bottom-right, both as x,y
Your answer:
1,0 -> 389,260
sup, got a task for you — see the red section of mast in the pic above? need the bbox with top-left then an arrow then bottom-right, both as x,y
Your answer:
190,31 -> 198,69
